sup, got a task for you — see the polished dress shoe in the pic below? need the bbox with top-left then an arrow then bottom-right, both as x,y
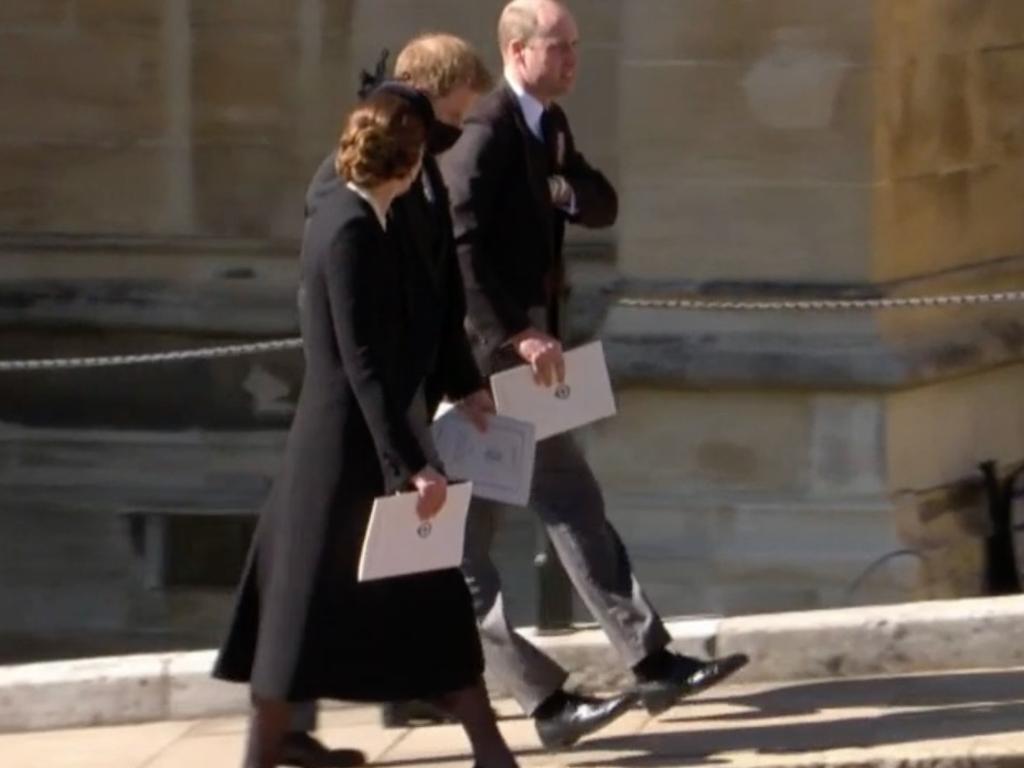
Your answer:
279,731 -> 367,768
380,699 -> 456,729
638,652 -> 749,715
534,690 -> 638,750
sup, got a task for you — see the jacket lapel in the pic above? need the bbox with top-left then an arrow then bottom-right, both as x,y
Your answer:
501,85 -> 555,227
416,159 -> 447,296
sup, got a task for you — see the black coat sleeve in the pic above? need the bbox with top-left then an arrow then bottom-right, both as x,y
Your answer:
422,159 -> 484,403
435,242 -> 484,402
443,117 -> 533,350
556,108 -> 618,229
321,220 -> 429,492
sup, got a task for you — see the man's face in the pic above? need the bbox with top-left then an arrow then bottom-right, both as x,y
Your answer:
515,6 -> 579,101
431,85 -> 481,127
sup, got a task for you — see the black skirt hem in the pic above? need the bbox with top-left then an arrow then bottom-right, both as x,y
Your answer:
212,666 -> 483,705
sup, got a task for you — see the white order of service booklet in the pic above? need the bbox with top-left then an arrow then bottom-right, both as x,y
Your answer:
357,482 -> 473,582
489,340 -> 617,440
431,406 -> 536,507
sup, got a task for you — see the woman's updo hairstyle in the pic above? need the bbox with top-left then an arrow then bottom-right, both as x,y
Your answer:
336,91 -> 426,187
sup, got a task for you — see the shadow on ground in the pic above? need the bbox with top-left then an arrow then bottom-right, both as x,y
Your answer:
375,670 -> 1024,767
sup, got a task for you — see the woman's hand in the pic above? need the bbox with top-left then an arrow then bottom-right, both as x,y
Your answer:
411,465 -> 448,520
456,388 -> 496,433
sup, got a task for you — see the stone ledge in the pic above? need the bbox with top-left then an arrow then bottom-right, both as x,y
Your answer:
601,324 -> 1024,390
0,236 -> 610,335
4,277 -> 1015,391
2,236 -> 1020,392
572,256 -> 1024,390
4,596 -> 1024,733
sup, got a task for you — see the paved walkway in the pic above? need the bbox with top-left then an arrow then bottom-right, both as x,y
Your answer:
5,668 -> 1024,767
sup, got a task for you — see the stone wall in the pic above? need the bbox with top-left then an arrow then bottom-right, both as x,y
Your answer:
619,0 -> 875,282
596,0 -> 1024,614
875,0 -> 1024,280
0,0 -> 352,236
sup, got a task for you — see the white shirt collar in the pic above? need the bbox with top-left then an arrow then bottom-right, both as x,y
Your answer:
345,182 -> 387,230
504,71 -> 546,141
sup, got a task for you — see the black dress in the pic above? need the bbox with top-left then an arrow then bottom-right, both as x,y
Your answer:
213,164 -> 484,703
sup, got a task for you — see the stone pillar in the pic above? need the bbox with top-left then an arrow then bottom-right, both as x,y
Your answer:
161,0 -> 195,232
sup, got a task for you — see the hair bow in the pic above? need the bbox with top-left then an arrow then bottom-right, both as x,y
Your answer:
357,49 -> 390,99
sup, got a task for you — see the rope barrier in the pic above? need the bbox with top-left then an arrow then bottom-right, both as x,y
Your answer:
1,289 -> 1021,371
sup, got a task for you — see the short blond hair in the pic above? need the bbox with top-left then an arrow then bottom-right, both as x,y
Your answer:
394,33 -> 492,99
498,1 -> 541,52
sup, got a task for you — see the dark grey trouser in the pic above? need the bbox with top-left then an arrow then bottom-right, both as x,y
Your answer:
290,700 -> 317,732
462,431 -> 671,715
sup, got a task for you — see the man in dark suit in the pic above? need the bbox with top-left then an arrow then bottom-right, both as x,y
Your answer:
281,35 -> 498,768
442,0 -> 750,750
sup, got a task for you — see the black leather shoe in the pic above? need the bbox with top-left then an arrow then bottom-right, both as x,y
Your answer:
380,699 -> 456,729
534,691 -> 638,750
638,653 -> 749,715
279,731 -> 367,768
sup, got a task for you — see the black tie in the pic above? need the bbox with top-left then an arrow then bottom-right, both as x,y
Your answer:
539,108 -> 559,170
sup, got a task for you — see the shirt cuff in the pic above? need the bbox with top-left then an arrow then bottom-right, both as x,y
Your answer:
560,188 -> 579,216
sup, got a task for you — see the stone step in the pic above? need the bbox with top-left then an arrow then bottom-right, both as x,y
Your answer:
4,594 -> 1024,733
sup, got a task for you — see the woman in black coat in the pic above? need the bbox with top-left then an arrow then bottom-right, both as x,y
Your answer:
213,92 -> 520,768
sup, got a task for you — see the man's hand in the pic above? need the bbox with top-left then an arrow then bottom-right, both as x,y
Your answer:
548,175 -> 574,208
510,328 -> 565,387
456,388 -> 495,433
410,465 -> 447,521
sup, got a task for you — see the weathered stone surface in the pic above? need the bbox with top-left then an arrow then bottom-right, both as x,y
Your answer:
716,596 -> 1024,681
0,654 -> 167,732
348,0 -> 504,75
190,145 -> 309,237
877,49 -> 1024,183
0,234 -> 298,282
608,495 -> 908,615
583,388 -> 905,613
188,0 -> 301,29
190,30 -> 294,144
876,164 -> 1024,284
0,420 -> 550,658
617,177 -> 872,281
0,31 -> 166,143
622,0 -> 874,64
893,489 -> 990,600
562,43 -> 620,164
877,0 -> 1024,59
887,363 -> 1024,491
10,597 -> 1024,733
0,146 -> 171,233
872,0 -> 1024,289
567,0 -> 622,47
620,62 -> 873,184
72,0 -> 162,29
588,389 -> 814,493
166,652 -> 248,721
0,0 -> 73,28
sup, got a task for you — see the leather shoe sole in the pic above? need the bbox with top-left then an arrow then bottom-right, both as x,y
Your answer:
640,653 -> 749,716
279,736 -> 367,768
